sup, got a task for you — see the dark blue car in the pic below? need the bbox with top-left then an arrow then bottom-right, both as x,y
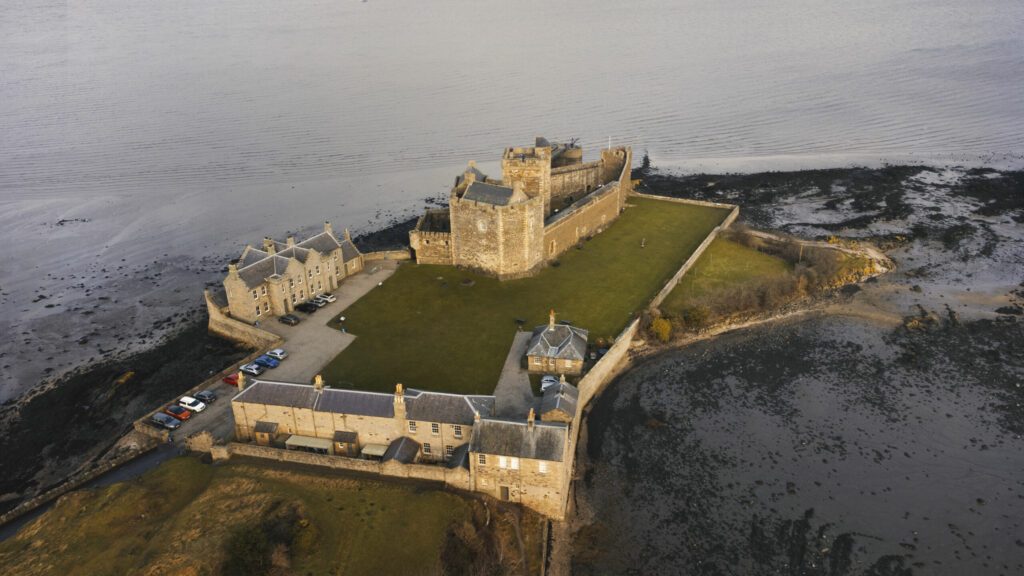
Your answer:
254,355 -> 280,369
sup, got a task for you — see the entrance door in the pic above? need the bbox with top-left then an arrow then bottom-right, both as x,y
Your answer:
500,486 -> 510,501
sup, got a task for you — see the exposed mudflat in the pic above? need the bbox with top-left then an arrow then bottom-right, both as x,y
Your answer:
570,166 -> 1023,575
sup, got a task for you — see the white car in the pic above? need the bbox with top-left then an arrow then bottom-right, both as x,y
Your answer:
266,348 -> 288,361
240,363 -> 265,377
179,396 -> 207,413
319,293 -> 337,303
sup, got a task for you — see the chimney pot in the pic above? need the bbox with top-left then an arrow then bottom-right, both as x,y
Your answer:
286,236 -> 296,247
548,309 -> 556,330
314,374 -> 324,391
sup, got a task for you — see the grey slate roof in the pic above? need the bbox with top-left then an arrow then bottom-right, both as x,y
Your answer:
234,381 -> 495,425
383,437 -> 420,463
469,419 -> 568,462
333,430 -> 358,443
447,443 -> 470,469
405,390 -> 495,426
540,382 -> 579,418
455,165 -> 488,187
233,229 -> 361,289
464,182 -> 514,206
527,324 -> 589,361
253,421 -> 279,434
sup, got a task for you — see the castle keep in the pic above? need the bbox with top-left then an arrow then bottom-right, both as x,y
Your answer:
410,137 -> 632,279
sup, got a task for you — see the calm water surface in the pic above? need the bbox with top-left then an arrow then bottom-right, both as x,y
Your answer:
1,0 -> 1022,399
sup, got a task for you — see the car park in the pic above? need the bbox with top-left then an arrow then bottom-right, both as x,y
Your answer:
163,405 -> 193,421
278,314 -> 301,326
254,355 -> 280,369
319,293 -> 337,303
179,396 -> 206,413
295,302 -> 318,314
540,375 -> 560,391
266,348 -> 288,361
195,390 -> 218,404
151,412 -> 181,430
240,363 -> 265,377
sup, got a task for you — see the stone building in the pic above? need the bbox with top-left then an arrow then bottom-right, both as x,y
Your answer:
233,379 -> 494,465
525,310 -> 589,375
468,409 -> 571,517
539,376 -> 578,424
219,222 -> 364,324
409,137 -> 632,279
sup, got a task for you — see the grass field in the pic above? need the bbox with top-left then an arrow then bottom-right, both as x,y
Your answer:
322,197 -> 729,394
0,457 -> 540,576
661,238 -> 793,315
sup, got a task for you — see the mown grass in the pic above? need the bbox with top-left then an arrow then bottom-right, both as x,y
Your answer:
661,238 -> 792,315
0,457 -> 484,576
322,197 -> 729,394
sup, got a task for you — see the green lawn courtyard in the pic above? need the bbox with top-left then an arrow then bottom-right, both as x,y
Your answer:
322,196 -> 730,395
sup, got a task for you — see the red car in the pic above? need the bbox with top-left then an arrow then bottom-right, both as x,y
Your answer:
222,373 -> 239,386
163,405 -> 193,421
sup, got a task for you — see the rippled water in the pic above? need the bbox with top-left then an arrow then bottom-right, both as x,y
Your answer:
1,0 -> 1022,400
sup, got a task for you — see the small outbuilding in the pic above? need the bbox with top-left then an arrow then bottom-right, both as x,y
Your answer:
526,310 -> 588,375
539,376 -> 579,423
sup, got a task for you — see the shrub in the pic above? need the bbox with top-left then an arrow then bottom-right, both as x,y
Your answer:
651,317 -> 672,342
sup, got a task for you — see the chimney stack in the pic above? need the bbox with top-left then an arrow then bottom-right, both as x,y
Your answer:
344,228 -> 352,242
227,260 -> 239,276
527,408 -> 535,429
324,221 -> 333,236
314,374 -> 324,391
236,371 -> 246,391
474,410 -> 480,423
262,237 -> 276,255
393,383 -> 406,421
286,235 -> 296,247
548,309 -> 556,331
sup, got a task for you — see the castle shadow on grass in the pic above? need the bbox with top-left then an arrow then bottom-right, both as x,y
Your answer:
323,197 -> 729,395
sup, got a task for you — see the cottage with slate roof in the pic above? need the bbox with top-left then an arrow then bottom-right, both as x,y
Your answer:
409,137 -> 632,279
469,409 -> 572,517
232,379 -> 494,465
220,221 -> 364,324
526,310 -> 589,375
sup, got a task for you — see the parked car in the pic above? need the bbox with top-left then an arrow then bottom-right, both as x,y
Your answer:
179,396 -> 207,413
222,373 -> 239,386
240,363 -> 265,377
151,412 -> 181,430
319,293 -> 337,303
308,298 -> 328,308
266,348 -> 288,361
195,390 -> 218,404
295,302 -> 318,314
254,355 -> 280,369
540,375 -> 560,391
278,314 -> 301,326
163,405 -> 193,421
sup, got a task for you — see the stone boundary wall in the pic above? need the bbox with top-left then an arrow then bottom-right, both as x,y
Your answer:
220,442 -> 471,490
205,290 -> 282,349
542,182 -> 622,262
574,319 -> 640,410
0,445 -> 154,529
629,191 -> 737,210
363,249 -> 412,261
637,196 -> 740,310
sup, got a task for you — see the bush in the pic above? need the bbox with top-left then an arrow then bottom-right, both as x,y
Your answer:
679,306 -> 711,329
651,317 -> 672,342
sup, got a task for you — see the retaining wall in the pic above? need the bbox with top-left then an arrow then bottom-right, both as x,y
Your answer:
205,290 -> 282,349
364,249 -> 413,262
221,442 -> 471,489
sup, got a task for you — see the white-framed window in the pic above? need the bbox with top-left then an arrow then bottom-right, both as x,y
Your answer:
532,357 -> 541,365
453,425 -> 463,439
255,306 -> 261,316
423,443 -> 431,455
251,290 -> 258,300
477,454 -> 486,466
431,422 -> 440,436
289,278 -> 294,288
299,290 -> 304,298
408,421 -> 417,433
445,445 -> 454,458
263,303 -> 269,312
291,293 -> 297,303
261,286 -> 267,296
499,456 -> 508,469
511,457 -> 520,470
297,277 -> 302,284
317,281 -> 322,291
308,270 -> 313,279
334,255 -> 338,262
316,265 -> 321,275
538,461 -> 549,474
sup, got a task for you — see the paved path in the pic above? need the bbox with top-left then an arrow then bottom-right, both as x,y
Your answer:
259,260 -> 398,383
493,331 -> 536,418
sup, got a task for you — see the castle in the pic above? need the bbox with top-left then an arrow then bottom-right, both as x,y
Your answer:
409,137 -> 632,279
